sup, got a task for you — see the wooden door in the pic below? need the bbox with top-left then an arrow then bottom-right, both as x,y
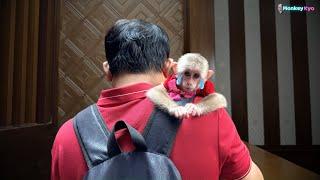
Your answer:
0,0 -> 60,179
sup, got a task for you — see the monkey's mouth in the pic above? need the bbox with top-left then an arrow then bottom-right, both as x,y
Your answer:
184,87 -> 195,92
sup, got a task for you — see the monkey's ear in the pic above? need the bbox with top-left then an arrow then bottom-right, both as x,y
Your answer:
206,70 -> 214,80
103,61 -> 112,81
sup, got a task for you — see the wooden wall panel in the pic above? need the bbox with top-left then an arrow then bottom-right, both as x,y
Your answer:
26,0 -> 40,124
37,0 -> 60,125
0,0 -> 16,126
184,0 -> 214,64
0,0 -> 60,128
12,0 -> 29,126
0,1 -> 60,178
59,0 -> 184,122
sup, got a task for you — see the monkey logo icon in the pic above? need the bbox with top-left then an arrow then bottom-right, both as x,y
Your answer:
278,4 -> 283,14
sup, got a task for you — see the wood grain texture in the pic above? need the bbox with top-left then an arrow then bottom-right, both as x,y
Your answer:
248,143 -> 320,179
0,0 -> 16,126
58,0 -> 184,123
26,0 -> 40,124
184,0 -> 214,65
12,0 -> 29,126
0,1 -> 60,179
37,0 -> 60,125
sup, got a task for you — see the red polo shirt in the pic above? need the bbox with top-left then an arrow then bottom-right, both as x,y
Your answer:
51,83 -> 251,180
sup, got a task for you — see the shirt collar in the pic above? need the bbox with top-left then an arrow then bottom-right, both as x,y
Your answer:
97,83 -> 153,106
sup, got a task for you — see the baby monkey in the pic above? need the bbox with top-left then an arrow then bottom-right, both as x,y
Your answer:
147,53 -> 227,119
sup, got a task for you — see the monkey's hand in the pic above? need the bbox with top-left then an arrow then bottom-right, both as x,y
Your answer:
185,103 -> 202,117
169,106 -> 188,119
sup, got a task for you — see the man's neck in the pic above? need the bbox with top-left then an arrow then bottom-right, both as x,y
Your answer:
111,72 -> 166,88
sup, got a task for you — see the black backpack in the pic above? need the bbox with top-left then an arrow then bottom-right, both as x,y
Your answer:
73,104 -> 183,180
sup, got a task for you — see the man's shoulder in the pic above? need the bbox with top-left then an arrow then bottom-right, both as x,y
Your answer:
191,107 -> 232,131
53,119 -> 77,147
54,104 -> 96,144
203,107 -> 229,119
51,118 -> 88,179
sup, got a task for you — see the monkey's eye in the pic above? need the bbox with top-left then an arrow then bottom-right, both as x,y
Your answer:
193,73 -> 200,79
184,71 -> 191,77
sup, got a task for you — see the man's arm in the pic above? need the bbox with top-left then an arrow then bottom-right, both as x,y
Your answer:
218,108 -> 264,179
242,161 -> 264,180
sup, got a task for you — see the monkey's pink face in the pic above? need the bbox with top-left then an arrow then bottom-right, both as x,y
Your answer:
180,69 -> 201,93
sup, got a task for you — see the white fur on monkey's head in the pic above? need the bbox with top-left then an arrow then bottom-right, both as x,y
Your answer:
177,53 -> 209,79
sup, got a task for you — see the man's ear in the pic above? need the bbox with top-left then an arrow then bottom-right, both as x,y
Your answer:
206,70 -> 214,80
171,61 -> 178,74
163,58 -> 177,77
103,61 -> 112,81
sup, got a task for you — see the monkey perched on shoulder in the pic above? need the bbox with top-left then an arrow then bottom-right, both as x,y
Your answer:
146,53 -> 227,119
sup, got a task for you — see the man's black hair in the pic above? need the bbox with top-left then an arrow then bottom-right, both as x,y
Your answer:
105,19 -> 170,76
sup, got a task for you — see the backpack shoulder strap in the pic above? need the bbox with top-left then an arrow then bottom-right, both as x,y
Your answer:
143,98 -> 192,156
73,104 -> 110,168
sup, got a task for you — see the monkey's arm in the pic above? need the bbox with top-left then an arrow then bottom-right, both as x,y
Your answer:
185,93 -> 227,116
194,93 -> 227,114
146,84 -> 180,112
